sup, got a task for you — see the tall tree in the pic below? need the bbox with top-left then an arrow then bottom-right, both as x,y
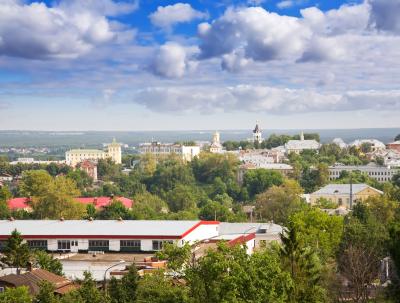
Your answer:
243,169 -> 284,199
1,229 -> 31,274
33,250 -> 63,276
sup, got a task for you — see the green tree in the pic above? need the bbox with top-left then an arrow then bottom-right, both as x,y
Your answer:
136,271 -> 189,303
156,242 -> 191,272
1,229 -> 31,274
280,224 -> 327,303
255,179 -> 303,224
166,184 -> 200,213
119,265 -> 139,302
33,250 -> 63,276
243,169 -> 284,199
395,134 -> 400,141
290,207 -> 344,261
97,200 -> 130,219
34,281 -> 59,303
0,186 -> 11,219
131,191 -> 168,219
67,169 -> 93,191
32,176 -> 85,219
0,286 -> 31,303
19,170 -> 52,197
76,272 -> 107,303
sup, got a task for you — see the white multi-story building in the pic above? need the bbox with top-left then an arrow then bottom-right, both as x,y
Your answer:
285,132 -> 321,154
329,163 -> 400,183
65,139 -> 121,167
138,142 -> 200,161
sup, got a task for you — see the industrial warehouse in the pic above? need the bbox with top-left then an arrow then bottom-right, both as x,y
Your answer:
0,220 -> 282,254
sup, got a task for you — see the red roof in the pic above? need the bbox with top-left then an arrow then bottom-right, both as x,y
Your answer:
8,197 -> 31,210
8,196 -> 133,210
75,197 -> 133,209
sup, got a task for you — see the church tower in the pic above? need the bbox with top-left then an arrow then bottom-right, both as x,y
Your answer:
210,131 -> 222,153
253,122 -> 263,144
107,138 -> 122,164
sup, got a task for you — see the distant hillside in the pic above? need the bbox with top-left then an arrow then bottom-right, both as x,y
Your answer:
0,128 -> 399,148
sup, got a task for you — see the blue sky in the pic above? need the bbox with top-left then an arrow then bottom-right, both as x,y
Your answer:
0,0 -> 399,131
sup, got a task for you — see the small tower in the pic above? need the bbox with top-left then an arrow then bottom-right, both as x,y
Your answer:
107,138 -> 122,164
210,131 -> 222,153
300,131 -> 305,141
253,122 -> 263,144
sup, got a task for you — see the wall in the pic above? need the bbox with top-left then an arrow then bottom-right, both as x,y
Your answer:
182,223 -> 219,244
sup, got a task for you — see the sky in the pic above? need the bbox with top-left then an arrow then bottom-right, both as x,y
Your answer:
0,0 -> 400,131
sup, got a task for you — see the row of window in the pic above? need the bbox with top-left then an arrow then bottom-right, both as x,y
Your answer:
330,170 -> 395,176
1,239 -> 174,251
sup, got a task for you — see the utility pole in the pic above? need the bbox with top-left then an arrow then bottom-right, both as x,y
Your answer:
349,174 -> 353,209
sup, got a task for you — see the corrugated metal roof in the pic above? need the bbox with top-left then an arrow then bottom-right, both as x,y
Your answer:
0,220 -> 203,237
312,184 -> 382,195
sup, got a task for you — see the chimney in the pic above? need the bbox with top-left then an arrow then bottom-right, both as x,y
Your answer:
27,261 -> 33,272
88,217 -> 94,222
117,217 -> 123,222
93,197 -> 98,206
60,217 -> 64,221
8,217 -> 15,221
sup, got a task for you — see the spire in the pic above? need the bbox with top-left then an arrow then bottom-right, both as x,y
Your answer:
300,131 -> 304,141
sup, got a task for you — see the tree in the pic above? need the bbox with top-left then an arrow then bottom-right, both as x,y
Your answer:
33,250 -> 63,276
119,265 -> 139,302
31,176 -> 85,219
67,169 -> 93,191
19,170 -> 53,197
76,271 -> 107,303
255,179 -> 304,225
243,169 -> 284,199
1,229 -> 31,274
394,134 -> 400,141
131,191 -> 168,219
337,213 -> 386,302
156,242 -> 191,272
136,271 -> 189,303
0,186 -> 11,219
35,281 -> 59,303
0,286 -> 31,303
166,184 -> 200,213
149,157 -> 195,196
290,207 -> 344,261
97,158 -> 122,181
187,242 -> 292,303
97,200 -> 130,220
280,223 -> 327,303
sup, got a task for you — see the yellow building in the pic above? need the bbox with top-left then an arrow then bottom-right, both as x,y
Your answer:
65,139 -> 121,167
310,183 -> 383,209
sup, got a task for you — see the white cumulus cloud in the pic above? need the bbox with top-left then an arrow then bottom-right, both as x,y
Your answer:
150,42 -> 198,78
149,3 -> 207,29
0,0 -> 119,59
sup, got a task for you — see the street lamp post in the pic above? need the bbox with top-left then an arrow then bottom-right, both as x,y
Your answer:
103,260 -> 125,293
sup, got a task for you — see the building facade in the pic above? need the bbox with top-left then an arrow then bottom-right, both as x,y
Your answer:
285,132 -> 320,154
138,142 -> 200,161
328,163 -> 400,183
310,184 -> 383,209
387,141 -> 400,153
65,139 -> 121,167
0,220 -> 219,253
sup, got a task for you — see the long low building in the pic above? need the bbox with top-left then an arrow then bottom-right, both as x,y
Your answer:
0,220 -> 219,253
0,220 -> 283,254
329,163 -> 400,183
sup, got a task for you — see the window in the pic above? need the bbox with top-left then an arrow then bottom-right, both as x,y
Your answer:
89,240 -> 109,251
120,240 -> 141,251
0,287 -> 4,293
152,240 -> 173,251
27,240 -> 47,250
0,240 -> 7,251
57,240 -> 71,250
